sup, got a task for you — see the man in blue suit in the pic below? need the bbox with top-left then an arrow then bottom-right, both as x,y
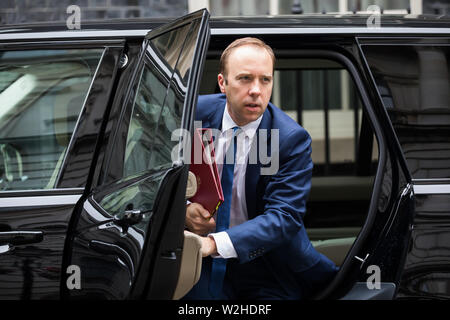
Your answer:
184,38 -> 338,300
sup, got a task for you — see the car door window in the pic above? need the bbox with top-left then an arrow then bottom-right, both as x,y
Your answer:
117,18 -> 203,182
360,43 -> 450,300
123,58 -> 172,178
0,49 -> 103,190
362,45 -> 450,179
100,20 -> 204,220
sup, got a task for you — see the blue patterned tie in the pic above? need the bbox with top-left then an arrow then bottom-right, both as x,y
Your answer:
209,126 -> 239,298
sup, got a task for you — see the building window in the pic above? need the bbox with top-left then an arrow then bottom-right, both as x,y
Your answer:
348,0 -> 410,12
279,0 -> 338,14
210,0 -> 270,15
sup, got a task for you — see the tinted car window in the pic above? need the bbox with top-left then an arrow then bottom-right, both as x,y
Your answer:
99,170 -> 166,231
362,45 -> 450,179
123,60 -> 170,177
123,21 -> 200,179
0,49 -> 103,190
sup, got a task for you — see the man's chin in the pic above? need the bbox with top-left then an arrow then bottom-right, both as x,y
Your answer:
242,114 -> 262,125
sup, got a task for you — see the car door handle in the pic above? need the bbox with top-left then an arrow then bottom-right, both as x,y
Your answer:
0,231 -> 44,255
0,231 -> 44,246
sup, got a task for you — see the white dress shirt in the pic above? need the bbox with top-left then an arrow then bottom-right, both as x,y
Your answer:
209,104 -> 263,259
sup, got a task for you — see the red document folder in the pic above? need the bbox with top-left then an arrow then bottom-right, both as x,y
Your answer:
189,128 -> 224,215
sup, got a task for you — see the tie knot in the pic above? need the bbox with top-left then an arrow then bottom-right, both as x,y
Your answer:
232,126 -> 242,137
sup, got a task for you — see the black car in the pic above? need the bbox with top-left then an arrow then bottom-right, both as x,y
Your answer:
0,9 -> 449,300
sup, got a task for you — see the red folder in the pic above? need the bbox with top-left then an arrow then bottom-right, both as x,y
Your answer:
189,128 -> 224,215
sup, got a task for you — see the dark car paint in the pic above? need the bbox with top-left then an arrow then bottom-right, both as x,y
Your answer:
0,203 -> 76,299
398,194 -> 450,299
0,13 -> 447,299
0,41 -> 122,299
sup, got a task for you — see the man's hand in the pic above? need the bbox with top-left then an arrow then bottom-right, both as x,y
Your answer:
185,203 -> 216,236
200,236 -> 218,257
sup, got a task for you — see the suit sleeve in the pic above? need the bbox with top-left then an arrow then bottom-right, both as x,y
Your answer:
226,127 -> 313,264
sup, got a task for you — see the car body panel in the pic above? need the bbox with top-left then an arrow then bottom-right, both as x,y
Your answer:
0,42 -> 121,299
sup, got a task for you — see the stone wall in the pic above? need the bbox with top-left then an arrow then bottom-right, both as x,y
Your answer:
0,0 -> 188,25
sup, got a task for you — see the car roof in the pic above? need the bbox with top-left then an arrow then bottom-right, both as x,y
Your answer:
0,14 -> 449,40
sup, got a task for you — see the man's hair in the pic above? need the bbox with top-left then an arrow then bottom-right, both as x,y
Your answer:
219,37 -> 276,77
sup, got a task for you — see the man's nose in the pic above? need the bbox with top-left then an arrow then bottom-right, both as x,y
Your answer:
249,80 -> 261,96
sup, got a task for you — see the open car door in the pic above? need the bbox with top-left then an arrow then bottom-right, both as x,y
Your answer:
64,9 -> 210,299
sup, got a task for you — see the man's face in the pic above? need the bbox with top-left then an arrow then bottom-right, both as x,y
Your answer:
218,45 -> 273,127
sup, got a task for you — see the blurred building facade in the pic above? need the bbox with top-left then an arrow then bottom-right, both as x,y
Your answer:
191,0 -> 448,15
0,0 -> 448,25
0,0 -> 188,25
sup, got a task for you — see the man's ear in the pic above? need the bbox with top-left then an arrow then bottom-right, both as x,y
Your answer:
218,73 -> 226,93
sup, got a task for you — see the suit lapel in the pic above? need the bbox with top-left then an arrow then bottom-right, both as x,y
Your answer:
203,98 -> 225,131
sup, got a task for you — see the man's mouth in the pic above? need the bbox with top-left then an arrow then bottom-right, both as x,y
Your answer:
245,103 -> 260,111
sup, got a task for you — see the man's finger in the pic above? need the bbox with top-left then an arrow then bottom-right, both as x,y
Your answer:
199,208 -> 213,220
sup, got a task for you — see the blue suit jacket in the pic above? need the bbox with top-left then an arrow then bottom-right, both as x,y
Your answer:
191,94 -> 337,299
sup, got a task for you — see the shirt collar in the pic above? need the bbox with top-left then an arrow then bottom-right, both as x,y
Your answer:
222,103 -> 263,140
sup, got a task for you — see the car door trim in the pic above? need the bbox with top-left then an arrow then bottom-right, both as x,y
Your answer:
1,28 -> 449,41
0,194 -> 82,207
211,27 -> 450,35
413,184 -> 450,195
83,198 -> 110,222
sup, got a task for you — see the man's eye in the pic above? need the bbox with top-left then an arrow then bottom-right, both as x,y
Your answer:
263,77 -> 271,83
240,76 -> 251,80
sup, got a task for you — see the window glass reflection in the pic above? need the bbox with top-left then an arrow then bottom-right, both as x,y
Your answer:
0,49 -> 103,190
124,61 -> 169,178
173,19 -> 202,84
150,23 -> 192,72
363,45 -> 450,178
122,18 -> 202,179
99,171 -> 165,228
